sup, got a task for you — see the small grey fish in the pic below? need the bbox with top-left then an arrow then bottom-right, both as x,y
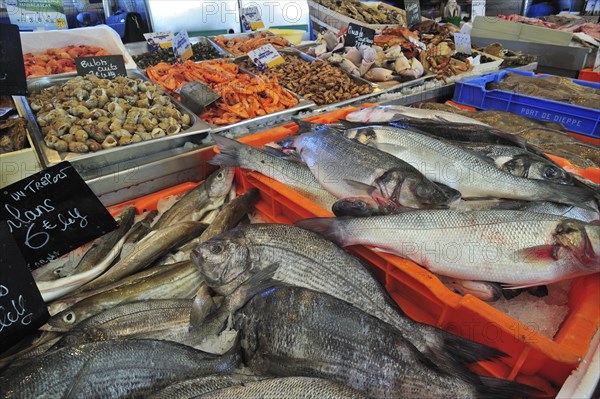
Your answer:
209,135 -> 338,211
0,339 -> 241,399
235,286 -> 533,399
120,210 -> 159,257
148,374 -> 266,399
196,377 -> 369,399
150,167 -> 235,231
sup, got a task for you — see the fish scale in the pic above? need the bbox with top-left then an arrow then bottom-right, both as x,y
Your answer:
192,224 -> 507,378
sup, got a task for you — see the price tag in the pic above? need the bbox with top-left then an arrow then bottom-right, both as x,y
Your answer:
454,33 -> 472,55
248,44 -> 285,71
143,32 -> 174,51
241,5 -> 265,31
0,161 -> 118,270
6,0 -> 69,31
172,30 -> 193,62
404,0 -> 422,28
0,24 -> 27,96
0,221 -> 49,352
75,55 -> 127,79
345,23 -> 375,48
471,0 -> 486,21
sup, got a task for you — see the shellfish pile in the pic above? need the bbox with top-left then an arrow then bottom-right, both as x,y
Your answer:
28,75 -> 192,154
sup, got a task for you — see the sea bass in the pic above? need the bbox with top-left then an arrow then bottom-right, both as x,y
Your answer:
346,105 -> 490,125
292,129 -> 460,209
150,167 -> 234,231
209,135 -> 338,211
234,286 -> 531,399
343,125 -> 594,206
192,224 -> 505,376
149,374 -> 266,399
0,339 -> 241,399
297,210 -> 600,287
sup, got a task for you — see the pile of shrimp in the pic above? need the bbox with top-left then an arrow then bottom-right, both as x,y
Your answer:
24,45 -> 111,78
212,32 -> 290,56
146,60 -> 298,125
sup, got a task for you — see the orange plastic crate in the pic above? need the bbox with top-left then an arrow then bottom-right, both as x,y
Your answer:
578,68 -> 600,83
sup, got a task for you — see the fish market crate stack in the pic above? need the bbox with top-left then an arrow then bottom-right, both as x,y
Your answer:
215,105 -> 600,397
453,69 -> 600,138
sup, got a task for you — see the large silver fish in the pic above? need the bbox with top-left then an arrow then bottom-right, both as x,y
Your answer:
149,374 -> 266,399
0,339 -> 241,398
297,210 -> 600,287
346,105 -> 490,125
343,125 -> 595,206
292,129 -> 460,209
192,224 -> 505,376
209,135 -> 338,211
234,286 -> 532,399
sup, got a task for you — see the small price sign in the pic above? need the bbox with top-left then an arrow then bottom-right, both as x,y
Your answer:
404,0 -> 422,28
248,44 -> 285,71
345,23 -> 375,48
75,55 -> 127,79
453,33 -> 472,55
144,31 -> 174,51
172,30 -> 193,62
241,5 -> 265,31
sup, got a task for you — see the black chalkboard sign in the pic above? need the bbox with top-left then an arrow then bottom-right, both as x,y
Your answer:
0,23 -> 27,96
0,161 -> 118,270
404,0 -> 422,28
0,221 -> 49,352
75,55 -> 127,79
345,23 -> 375,48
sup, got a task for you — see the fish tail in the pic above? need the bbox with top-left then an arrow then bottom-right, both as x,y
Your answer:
209,135 -> 243,167
475,376 -> 542,399
295,218 -> 348,246
442,332 -> 507,365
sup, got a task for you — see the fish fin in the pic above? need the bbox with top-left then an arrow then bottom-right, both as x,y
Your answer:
209,135 -> 243,167
475,376 -> 543,399
295,218 -> 346,246
337,119 -> 367,129
292,118 -> 325,133
261,146 -> 305,164
542,183 -> 596,210
513,245 -> 560,263
190,283 -> 217,331
342,179 -> 377,196
487,128 -> 529,149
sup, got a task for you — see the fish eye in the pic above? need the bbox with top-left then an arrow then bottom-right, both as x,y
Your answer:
543,167 -> 559,179
63,311 -> 76,324
216,171 -> 224,181
209,244 -> 223,254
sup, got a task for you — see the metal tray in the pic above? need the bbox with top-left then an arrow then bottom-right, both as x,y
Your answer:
18,70 -> 212,174
124,36 -> 230,62
210,31 -> 294,59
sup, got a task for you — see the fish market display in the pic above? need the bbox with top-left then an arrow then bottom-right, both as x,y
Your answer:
234,285 -> 530,399
490,72 -> 600,110
297,210 -> 600,287
212,31 -> 291,56
192,224 -> 506,375
28,75 -> 192,154
133,41 -> 224,69
312,0 -> 406,25
24,45 -> 110,77
145,60 -> 299,125
197,377 -> 369,398
239,52 -> 373,105
480,42 -> 537,68
0,339 -> 240,398
291,126 -> 461,210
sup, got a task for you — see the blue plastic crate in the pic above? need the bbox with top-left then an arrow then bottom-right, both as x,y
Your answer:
453,69 -> 600,138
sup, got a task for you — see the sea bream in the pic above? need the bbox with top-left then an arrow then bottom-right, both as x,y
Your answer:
291,128 -> 461,209
297,210 -> 600,287
342,124 -> 595,206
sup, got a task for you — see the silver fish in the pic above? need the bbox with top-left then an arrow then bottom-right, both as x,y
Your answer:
196,377 -> 369,399
192,224 -> 505,376
148,374 -> 266,399
151,167 -> 234,231
343,125 -> 595,207
209,135 -> 338,211
0,339 -> 241,399
297,210 -> 600,287
346,105 -> 490,125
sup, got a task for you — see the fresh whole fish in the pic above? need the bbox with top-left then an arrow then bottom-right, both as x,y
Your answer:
209,135 -> 338,211
292,128 -> 461,209
46,260 -> 203,331
196,377 -> 369,399
150,167 -> 235,231
192,224 -> 505,376
78,221 -> 207,292
346,105 -> 490,125
297,210 -> 600,287
0,339 -> 241,399
461,143 -> 573,185
148,374 -> 266,399
437,275 -> 503,302
234,285 -> 532,399
120,210 -> 158,258
343,124 -> 595,206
